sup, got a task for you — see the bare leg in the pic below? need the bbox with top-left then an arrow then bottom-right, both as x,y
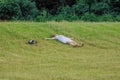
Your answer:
67,41 -> 84,47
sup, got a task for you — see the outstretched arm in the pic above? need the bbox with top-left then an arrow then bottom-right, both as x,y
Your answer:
45,37 -> 55,40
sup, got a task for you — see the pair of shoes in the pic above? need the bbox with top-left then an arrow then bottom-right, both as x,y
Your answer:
28,39 -> 37,45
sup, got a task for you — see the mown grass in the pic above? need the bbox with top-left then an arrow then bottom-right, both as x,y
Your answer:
0,21 -> 120,80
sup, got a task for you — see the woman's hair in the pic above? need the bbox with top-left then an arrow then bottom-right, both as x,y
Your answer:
51,34 -> 57,37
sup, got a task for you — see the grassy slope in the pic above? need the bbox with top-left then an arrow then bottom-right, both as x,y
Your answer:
0,21 -> 120,80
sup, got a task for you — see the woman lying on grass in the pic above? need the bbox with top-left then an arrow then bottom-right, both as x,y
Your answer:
45,34 -> 84,47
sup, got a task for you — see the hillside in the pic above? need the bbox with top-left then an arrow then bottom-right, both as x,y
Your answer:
0,21 -> 120,80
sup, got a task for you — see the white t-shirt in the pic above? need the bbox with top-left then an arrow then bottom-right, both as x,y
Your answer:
55,35 -> 73,43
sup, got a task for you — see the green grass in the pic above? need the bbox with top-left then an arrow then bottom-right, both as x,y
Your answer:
0,21 -> 120,80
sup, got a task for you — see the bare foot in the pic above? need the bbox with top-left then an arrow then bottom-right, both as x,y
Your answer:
79,43 -> 84,47
73,43 -> 84,47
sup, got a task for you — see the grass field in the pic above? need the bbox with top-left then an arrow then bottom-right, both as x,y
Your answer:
0,21 -> 120,80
